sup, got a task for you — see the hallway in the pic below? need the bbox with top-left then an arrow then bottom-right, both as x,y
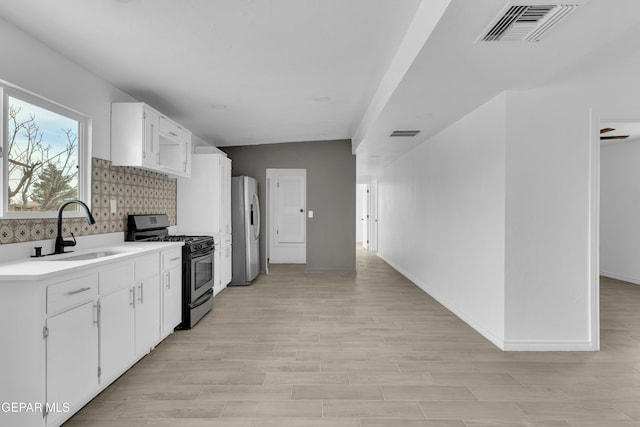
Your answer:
65,247 -> 640,426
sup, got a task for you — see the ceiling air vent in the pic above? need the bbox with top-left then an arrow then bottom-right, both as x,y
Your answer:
480,3 -> 579,42
390,130 -> 421,137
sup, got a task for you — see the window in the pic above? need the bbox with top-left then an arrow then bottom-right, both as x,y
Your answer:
1,82 -> 91,217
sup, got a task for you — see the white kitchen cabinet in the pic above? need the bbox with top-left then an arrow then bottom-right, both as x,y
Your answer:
221,236 -> 232,287
111,102 -> 160,168
133,253 -> 161,357
158,115 -> 192,177
0,244 -> 182,427
45,299 -> 99,426
178,153 -> 231,236
161,247 -> 183,339
177,153 -> 232,290
112,102 -> 191,178
98,263 -> 135,385
220,156 -> 232,235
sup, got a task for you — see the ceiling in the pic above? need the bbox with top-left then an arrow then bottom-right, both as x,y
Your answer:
1,0 -> 640,179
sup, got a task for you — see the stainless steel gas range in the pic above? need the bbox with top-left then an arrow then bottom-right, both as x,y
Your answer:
126,214 -> 214,329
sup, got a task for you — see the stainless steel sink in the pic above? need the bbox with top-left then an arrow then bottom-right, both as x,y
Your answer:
49,251 -> 124,261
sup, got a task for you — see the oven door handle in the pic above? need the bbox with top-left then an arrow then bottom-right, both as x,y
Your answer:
191,248 -> 214,260
189,288 -> 214,309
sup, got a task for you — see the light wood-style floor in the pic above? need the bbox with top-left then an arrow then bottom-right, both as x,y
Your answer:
65,247 -> 640,426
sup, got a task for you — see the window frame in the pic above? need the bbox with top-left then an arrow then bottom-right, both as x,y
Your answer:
0,81 -> 92,219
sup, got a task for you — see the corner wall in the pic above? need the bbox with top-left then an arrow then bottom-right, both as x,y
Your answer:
222,140 -> 356,274
503,45 -> 640,349
377,93 -> 507,347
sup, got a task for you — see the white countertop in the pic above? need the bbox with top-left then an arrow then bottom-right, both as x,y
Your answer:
0,241 -> 183,281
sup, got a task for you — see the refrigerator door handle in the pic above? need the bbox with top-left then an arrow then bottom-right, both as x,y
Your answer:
253,193 -> 260,239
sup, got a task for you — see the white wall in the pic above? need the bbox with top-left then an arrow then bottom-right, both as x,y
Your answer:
501,41 -> 640,349
503,87 -> 594,349
378,93 -> 507,347
0,16 -> 135,159
600,139 -> 640,284
376,23 -> 640,351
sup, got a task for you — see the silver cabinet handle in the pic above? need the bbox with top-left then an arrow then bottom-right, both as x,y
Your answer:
170,257 -> 180,261
138,282 -> 144,304
66,287 -> 91,296
130,286 -> 135,308
166,272 -> 171,289
169,131 -> 178,137
93,301 -> 100,327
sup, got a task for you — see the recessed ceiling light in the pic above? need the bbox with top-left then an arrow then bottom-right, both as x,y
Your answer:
314,96 -> 331,103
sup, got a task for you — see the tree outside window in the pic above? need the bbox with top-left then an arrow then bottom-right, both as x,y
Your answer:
6,96 -> 79,212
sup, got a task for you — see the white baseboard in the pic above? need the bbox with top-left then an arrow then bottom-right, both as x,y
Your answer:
600,271 -> 640,286
378,252 -> 506,351
377,252 -> 597,352
502,340 -> 596,351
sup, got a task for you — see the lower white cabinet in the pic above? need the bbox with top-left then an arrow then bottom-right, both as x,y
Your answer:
133,253 -> 161,357
45,300 -> 99,426
99,288 -> 135,384
161,248 -> 182,338
0,245 -> 182,427
221,238 -> 232,287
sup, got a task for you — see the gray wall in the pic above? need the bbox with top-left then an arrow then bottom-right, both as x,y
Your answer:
222,140 -> 356,274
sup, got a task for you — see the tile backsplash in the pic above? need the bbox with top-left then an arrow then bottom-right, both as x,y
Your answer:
0,158 -> 177,245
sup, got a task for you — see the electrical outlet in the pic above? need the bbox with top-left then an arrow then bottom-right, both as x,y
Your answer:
110,199 -> 117,214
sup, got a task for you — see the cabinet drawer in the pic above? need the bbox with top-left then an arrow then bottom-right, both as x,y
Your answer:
47,274 -> 98,314
99,263 -> 134,294
162,248 -> 182,271
159,116 -> 182,140
135,253 -> 160,281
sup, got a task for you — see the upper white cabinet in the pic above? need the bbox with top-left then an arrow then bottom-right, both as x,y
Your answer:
111,102 -> 191,178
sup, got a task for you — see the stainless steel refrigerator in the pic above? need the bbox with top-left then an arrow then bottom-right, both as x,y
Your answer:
230,176 -> 260,285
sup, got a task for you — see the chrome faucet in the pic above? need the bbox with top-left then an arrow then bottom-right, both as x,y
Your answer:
54,199 -> 96,254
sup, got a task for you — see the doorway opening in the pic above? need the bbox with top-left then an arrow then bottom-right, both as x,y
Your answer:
594,114 -> 640,351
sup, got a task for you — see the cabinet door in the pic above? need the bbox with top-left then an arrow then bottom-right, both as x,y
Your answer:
143,106 -> 160,167
162,264 -> 182,338
182,130 -> 192,176
46,301 -> 98,425
99,287 -> 135,384
213,246 -> 222,296
222,244 -> 232,287
219,156 -> 232,235
134,275 -> 160,357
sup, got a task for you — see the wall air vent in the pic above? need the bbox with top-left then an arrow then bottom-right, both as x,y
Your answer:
390,130 -> 421,137
480,3 -> 579,42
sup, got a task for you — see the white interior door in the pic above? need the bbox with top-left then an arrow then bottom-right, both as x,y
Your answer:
362,184 -> 370,250
267,169 -> 306,263
369,179 -> 378,252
